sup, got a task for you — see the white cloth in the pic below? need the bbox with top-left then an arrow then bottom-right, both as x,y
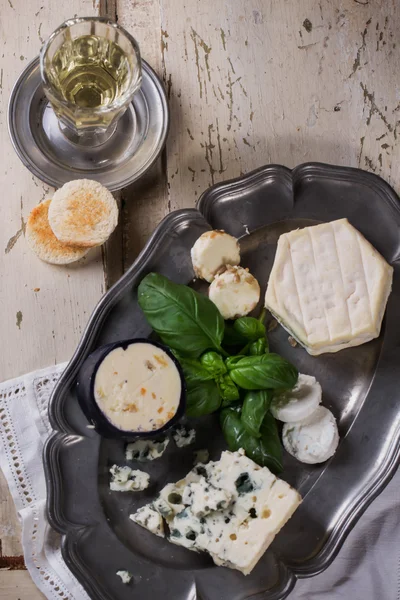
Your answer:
0,364 -> 399,600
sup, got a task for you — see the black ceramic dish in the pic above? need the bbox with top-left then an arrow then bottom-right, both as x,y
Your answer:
76,338 -> 187,440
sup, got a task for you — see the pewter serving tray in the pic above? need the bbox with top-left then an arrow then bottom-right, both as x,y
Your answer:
44,163 -> 400,600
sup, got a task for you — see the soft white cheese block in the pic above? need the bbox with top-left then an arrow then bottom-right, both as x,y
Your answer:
271,373 -> 322,423
191,230 -> 240,282
209,266 -> 261,320
282,406 -> 339,464
265,219 -> 393,355
134,449 -> 301,575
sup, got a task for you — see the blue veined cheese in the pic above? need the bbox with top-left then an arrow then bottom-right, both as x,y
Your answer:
172,425 -> 196,447
125,438 -> 169,461
168,450 -> 301,575
129,504 -> 165,538
193,448 -> 210,466
109,465 -> 150,492
182,476 -> 232,517
265,219 -> 393,355
116,570 -> 133,584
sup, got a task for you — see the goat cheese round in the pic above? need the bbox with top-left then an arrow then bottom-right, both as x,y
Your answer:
94,342 -> 181,432
271,373 -> 322,423
282,406 -> 339,464
209,266 -> 260,320
191,230 -> 240,282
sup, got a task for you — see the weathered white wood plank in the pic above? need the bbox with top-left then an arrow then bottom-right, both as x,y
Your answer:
0,1 -> 101,594
159,0 -> 400,205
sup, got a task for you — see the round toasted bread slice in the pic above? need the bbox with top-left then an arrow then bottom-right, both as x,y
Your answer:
26,200 -> 89,265
48,179 -> 118,247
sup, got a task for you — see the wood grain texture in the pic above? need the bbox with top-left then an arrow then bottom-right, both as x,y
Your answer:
0,1 -> 101,597
0,0 -> 399,597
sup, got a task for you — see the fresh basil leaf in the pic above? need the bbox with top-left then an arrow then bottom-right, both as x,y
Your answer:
177,356 -> 215,384
241,390 -> 273,437
223,323 -> 248,348
200,351 -> 227,377
220,408 -> 282,473
186,380 -> 221,417
233,317 -> 266,342
138,273 -> 225,357
248,337 -> 269,356
218,374 -> 240,405
227,353 -> 298,390
225,355 -> 246,370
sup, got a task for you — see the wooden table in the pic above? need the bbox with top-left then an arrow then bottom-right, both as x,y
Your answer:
0,0 -> 399,597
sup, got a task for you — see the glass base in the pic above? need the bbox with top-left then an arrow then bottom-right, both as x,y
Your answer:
57,120 -> 118,147
8,57 -> 169,191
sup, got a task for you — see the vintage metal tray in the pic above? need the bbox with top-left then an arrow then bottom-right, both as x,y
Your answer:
44,163 -> 400,600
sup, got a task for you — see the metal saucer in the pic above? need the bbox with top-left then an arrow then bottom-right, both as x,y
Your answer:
8,56 -> 169,192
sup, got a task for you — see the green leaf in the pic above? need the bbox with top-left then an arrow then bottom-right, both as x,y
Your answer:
200,351 -> 227,377
225,355 -> 246,370
227,353 -> 298,390
233,317 -> 266,342
220,408 -> 282,473
241,390 -> 273,437
176,356 -> 215,385
218,374 -> 240,405
138,273 -> 225,357
186,380 -> 222,417
248,337 -> 269,356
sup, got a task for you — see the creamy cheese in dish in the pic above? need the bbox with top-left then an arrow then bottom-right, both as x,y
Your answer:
94,343 -> 181,432
265,219 -> 393,355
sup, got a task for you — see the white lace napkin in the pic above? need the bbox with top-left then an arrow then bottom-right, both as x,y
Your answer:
0,364 -> 399,600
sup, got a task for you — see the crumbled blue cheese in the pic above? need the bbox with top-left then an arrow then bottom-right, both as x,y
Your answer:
130,504 -> 165,537
182,476 -> 232,517
193,448 -> 210,465
116,570 -> 133,584
146,449 -> 301,575
109,465 -> 150,492
126,438 -> 169,461
172,425 -> 196,447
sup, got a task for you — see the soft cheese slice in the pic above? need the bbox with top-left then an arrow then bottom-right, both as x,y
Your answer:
151,450 -> 301,575
265,219 -> 393,355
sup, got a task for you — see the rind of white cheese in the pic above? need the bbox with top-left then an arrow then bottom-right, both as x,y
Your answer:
172,425 -> 196,448
149,450 -> 301,575
129,504 -> 165,538
191,230 -> 240,282
282,406 -> 339,464
116,570 -> 133,584
94,342 -> 181,432
109,464 -> 150,492
265,219 -> 393,355
209,266 -> 261,320
270,373 -> 322,423
126,438 -> 169,461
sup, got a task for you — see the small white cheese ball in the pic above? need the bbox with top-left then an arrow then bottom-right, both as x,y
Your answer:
191,230 -> 240,282
209,266 -> 261,320
271,373 -> 322,423
282,406 -> 339,464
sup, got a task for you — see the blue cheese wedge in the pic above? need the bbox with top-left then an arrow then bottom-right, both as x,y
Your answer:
172,425 -> 196,447
126,438 -> 169,461
116,570 -> 133,584
182,476 -> 232,517
193,448 -> 210,465
130,504 -> 165,538
109,465 -> 150,492
265,219 -> 393,355
143,450 -> 301,575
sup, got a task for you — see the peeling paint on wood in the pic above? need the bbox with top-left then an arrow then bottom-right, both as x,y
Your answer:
16,311 -> 23,329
